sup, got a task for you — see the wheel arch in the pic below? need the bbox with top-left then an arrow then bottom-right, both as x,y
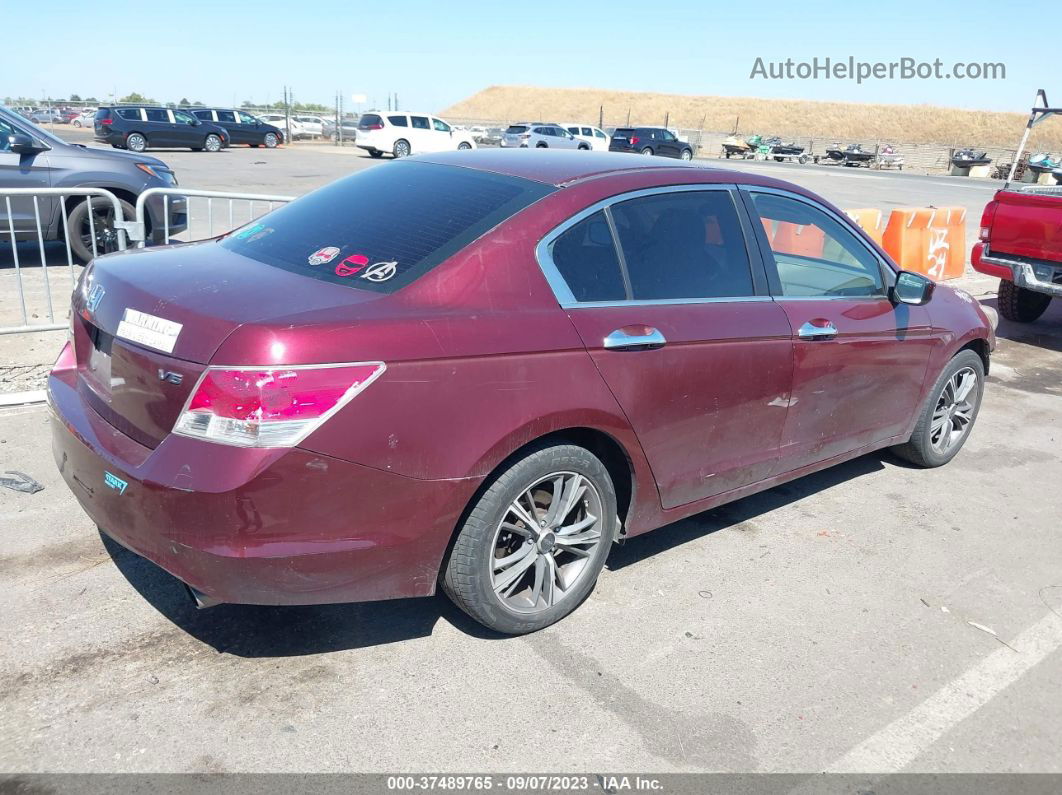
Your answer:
957,337 -> 990,376
436,425 -> 639,587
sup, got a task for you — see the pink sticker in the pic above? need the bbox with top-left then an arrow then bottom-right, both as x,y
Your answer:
335,254 -> 369,277
308,246 -> 341,266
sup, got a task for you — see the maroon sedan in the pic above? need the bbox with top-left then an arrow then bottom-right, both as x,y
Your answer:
49,151 -> 995,634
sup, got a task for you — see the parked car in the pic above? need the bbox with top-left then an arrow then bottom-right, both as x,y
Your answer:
560,122 -> 610,151
29,108 -> 63,124
610,127 -> 695,160
70,110 -> 96,128
94,106 -> 229,153
49,150 -> 994,635
355,112 -> 476,158
293,115 -> 327,137
501,123 -> 589,150
190,108 -> 283,147
257,114 -> 309,140
972,186 -> 1062,322
0,104 -> 186,261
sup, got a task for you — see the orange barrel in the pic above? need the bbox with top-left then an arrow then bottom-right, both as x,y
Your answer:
882,208 -> 934,276
845,208 -> 885,247
772,221 -> 825,259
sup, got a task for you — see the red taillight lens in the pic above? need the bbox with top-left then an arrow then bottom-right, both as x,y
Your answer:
174,362 -> 385,448
979,200 -> 998,242
364,123 -> 383,130
101,118 -> 113,125
629,136 -> 640,146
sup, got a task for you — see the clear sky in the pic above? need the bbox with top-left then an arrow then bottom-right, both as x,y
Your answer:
2,0 -> 1048,113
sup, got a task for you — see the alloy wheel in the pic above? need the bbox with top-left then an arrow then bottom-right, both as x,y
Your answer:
490,472 -> 604,614
205,135 -> 222,152
930,366 -> 978,454
127,134 -> 146,152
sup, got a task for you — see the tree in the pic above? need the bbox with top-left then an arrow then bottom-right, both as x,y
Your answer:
179,98 -> 190,107
192,100 -> 205,107
69,94 -> 82,102
119,92 -> 155,104
84,97 -> 97,103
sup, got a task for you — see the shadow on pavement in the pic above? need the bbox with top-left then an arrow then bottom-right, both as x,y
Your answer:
104,452 -> 890,655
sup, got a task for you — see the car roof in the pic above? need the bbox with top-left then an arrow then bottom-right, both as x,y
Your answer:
410,149 -> 803,191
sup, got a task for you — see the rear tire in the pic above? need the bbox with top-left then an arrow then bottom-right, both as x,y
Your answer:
125,133 -> 147,153
442,443 -> 617,635
997,279 -> 1051,323
393,139 -> 411,158
536,142 -> 548,149
369,149 -> 383,158
892,350 -> 984,468
640,147 -> 653,156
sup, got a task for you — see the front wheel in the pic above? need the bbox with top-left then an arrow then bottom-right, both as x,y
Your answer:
442,443 -> 617,635
680,148 -> 693,161
264,132 -> 278,148
203,134 -> 222,153
457,142 -> 472,150
892,350 -> 984,468
72,120 -> 82,128
125,133 -> 147,153
997,279 -> 1051,323
67,196 -> 136,263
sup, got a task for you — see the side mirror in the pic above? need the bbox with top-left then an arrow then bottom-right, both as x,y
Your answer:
891,271 -> 934,306
8,134 -> 43,154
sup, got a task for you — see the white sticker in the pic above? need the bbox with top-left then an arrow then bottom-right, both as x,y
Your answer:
360,261 -> 398,282
308,246 -> 341,266
116,308 -> 183,354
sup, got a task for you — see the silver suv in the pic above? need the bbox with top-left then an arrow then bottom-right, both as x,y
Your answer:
500,122 -> 589,150
0,105 -> 186,260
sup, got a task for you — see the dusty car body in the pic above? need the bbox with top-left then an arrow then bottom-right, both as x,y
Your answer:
50,150 -> 994,633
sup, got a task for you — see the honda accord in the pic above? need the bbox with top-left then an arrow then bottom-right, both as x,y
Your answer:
49,150 -> 995,634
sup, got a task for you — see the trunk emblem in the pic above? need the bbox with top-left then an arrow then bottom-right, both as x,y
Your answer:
86,283 -> 106,313
158,369 -> 183,385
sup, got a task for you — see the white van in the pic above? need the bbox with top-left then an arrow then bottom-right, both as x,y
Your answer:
355,112 -> 477,158
558,123 -> 610,151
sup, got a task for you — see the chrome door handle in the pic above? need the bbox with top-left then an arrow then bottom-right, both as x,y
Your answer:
797,320 -> 838,339
603,327 -> 667,351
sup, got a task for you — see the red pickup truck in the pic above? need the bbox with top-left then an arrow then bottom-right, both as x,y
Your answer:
972,186 -> 1062,322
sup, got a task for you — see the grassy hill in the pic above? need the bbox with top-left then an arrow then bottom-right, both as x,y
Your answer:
442,85 -> 1062,149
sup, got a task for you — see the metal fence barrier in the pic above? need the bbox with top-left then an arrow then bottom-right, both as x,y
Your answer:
132,188 -> 294,247
1,187 -> 294,337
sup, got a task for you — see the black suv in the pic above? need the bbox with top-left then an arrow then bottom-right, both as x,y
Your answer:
609,127 -> 694,160
190,108 -> 283,147
94,106 -> 230,153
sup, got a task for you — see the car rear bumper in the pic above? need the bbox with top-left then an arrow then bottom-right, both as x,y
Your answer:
972,243 -> 1062,297
48,366 -> 474,606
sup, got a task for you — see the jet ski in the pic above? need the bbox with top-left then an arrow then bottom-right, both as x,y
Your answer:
721,135 -> 751,158
823,143 -> 847,163
876,144 -> 904,170
843,144 -> 874,166
1027,153 -> 1059,174
952,148 -> 992,168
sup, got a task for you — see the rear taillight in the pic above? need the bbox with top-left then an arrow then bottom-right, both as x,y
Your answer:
100,118 -> 113,125
52,339 -> 76,374
363,123 -> 383,130
629,136 -> 639,146
979,200 -> 998,242
173,362 -> 385,448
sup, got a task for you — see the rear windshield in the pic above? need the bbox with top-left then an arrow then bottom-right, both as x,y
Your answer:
220,162 -> 554,294
358,114 -> 383,130
612,128 -> 634,137
94,108 -> 110,120
505,125 -> 529,134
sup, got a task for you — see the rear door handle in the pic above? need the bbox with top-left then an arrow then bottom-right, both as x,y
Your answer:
797,320 -> 838,339
603,326 -> 667,351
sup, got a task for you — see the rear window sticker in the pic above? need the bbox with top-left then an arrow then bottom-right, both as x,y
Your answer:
360,261 -> 398,282
335,254 -> 369,277
234,223 -> 265,240
115,308 -> 183,354
308,246 -> 341,266
247,227 -> 274,243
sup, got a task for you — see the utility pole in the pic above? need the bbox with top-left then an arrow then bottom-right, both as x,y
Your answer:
283,86 -> 292,145
394,92 -> 399,112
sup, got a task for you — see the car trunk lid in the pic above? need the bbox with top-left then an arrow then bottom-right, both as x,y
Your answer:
74,242 -> 382,448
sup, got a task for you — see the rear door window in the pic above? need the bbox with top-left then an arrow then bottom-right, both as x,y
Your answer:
192,110 -> 213,120
220,161 -> 554,294
116,108 -> 142,121
609,190 -> 755,300
411,116 -> 430,130
216,110 -> 236,123
388,115 -> 408,127
549,211 -> 627,302
144,109 -> 168,122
